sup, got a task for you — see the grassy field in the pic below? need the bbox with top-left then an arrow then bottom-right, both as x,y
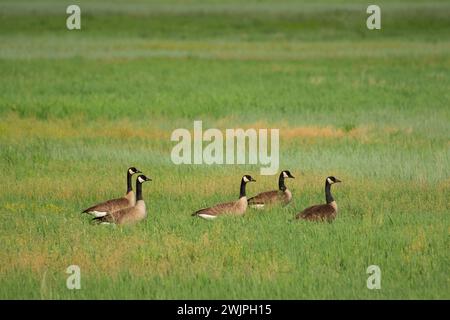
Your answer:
0,0 -> 449,299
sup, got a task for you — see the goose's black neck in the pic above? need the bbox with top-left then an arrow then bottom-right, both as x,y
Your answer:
127,171 -> 133,193
278,173 -> 286,191
239,179 -> 247,198
325,181 -> 334,204
136,181 -> 144,201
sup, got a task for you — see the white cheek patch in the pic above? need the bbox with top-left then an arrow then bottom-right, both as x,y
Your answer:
243,176 -> 249,183
327,178 -> 333,184
138,177 -> 145,183
129,169 -> 133,174
283,172 -> 288,178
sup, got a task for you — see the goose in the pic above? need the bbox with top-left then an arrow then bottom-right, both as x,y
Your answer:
248,170 -> 295,209
296,176 -> 341,222
93,175 -> 152,225
192,175 -> 256,220
82,166 -> 141,217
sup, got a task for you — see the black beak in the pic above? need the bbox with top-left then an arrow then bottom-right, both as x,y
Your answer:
335,179 -> 342,183
251,178 -> 256,182
290,175 -> 295,179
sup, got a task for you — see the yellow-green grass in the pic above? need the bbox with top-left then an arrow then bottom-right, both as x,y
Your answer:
0,0 -> 449,299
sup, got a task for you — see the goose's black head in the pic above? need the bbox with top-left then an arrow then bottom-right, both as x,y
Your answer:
281,170 -> 295,179
242,175 -> 256,183
128,167 -> 142,175
326,176 -> 342,185
136,175 -> 152,184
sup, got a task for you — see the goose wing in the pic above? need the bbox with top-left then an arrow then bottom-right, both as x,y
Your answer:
193,201 -> 237,217
82,197 -> 129,216
93,206 -> 135,224
248,190 -> 285,206
296,204 -> 336,221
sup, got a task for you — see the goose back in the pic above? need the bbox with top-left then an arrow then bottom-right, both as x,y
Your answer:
194,197 -> 248,219
248,189 -> 292,208
94,200 -> 147,225
296,202 -> 337,222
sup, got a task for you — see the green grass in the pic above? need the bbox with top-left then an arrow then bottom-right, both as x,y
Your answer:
0,0 -> 449,299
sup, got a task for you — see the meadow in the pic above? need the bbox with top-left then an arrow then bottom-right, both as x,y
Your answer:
0,0 -> 449,299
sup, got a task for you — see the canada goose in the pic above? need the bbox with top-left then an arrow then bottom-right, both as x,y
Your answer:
192,175 -> 256,220
248,170 -> 295,209
296,176 -> 341,222
93,175 -> 152,225
82,166 -> 141,217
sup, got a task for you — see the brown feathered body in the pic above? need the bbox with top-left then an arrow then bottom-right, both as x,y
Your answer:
248,189 -> 292,208
94,200 -> 147,225
193,197 -> 248,219
296,201 -> 337,222
296,176 -> 341,222
83,191 -> 135,217
193,175 -> 255,220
